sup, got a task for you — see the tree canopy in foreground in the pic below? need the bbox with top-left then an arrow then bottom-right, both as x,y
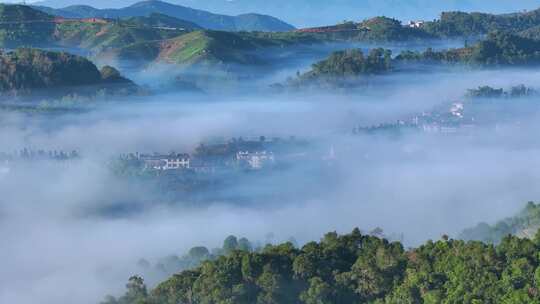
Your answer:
104,220 -> 540,304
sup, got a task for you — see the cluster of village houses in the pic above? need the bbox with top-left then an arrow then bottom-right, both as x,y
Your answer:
354,101 -> 476,135
124,150 -> 277,172
120,136 -> 337,173
0,149 -> 79,162
0,149 -> 80,173
413,101 -> 475,134
0,137 -> 330,176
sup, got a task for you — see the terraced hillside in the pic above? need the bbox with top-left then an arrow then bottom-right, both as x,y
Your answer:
0,5 -> 193,51
55,19 -> 187,51
106,30 -> 321,65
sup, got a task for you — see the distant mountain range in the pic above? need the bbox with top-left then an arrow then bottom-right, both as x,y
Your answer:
32,0 -> 540,27
123,13 -> 202,30
32,0 -> 296,32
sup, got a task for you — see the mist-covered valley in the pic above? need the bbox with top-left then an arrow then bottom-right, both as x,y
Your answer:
3,65 -> 540,303
3,1 -> 540,304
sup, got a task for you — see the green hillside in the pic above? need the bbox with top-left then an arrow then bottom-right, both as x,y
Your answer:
0,4 -> 191,51
56,20 -> 185,51
158,30 -> 267,64
108,30 -> 321,65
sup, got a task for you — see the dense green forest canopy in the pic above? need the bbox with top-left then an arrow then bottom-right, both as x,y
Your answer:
105,224 -> 540,304
136,235 -> 258,281
310,48 -> 392,76
520,24 -> 540,40
285,48 -> 393,88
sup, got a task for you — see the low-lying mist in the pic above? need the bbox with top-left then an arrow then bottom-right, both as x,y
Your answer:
102,40 -> 466,94
2,61 -> 540,304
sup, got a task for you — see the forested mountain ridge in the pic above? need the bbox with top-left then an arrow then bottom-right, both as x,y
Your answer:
396,31 -> 540,65
284,31 -> 540,90
296,17 -> 435,42
121,13 -> 202,30
33,0 -> 296,32
5,3 -> 540,67
461,202 -> 540,243
104,226 -> 540,304
422,8 -> 540,38
293,8 -> 540,41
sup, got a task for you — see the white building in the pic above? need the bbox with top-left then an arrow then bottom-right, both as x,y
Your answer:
450,102 -> 464,118
407,20 -> 425,28
141,153 -> 190,170
236,151 -> 275,169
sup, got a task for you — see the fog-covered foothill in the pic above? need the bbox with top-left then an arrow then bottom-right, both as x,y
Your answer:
461,201 -> 540,243
285,31 -> 540,89
0,48 -> 138,98
396,31 -> 540,65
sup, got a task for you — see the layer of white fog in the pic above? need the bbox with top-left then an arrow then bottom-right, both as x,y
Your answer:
2,63 -> 540,304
